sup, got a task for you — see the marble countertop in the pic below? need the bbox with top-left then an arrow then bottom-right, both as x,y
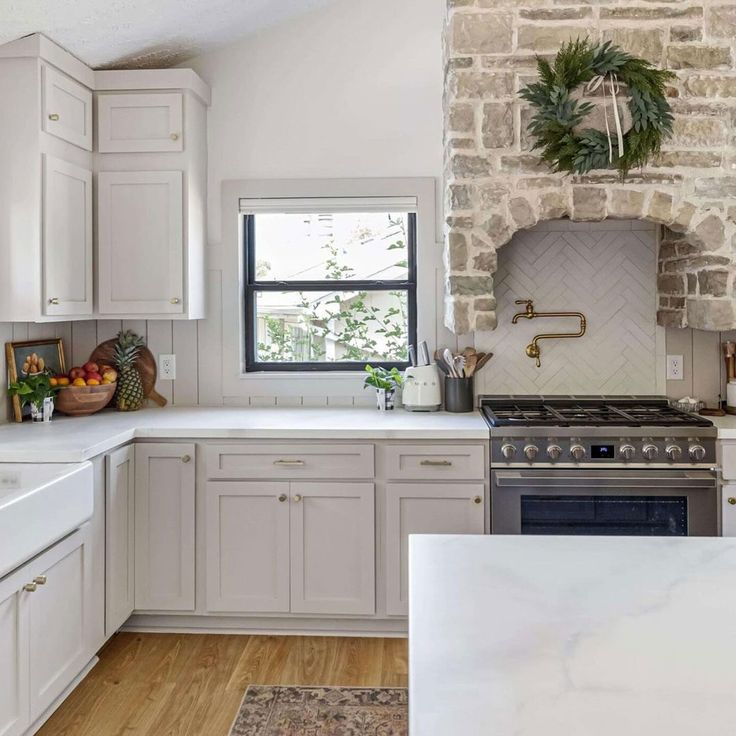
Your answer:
0,406 -> 489,462
409,534 -> 736,736
707,414 -> 736,439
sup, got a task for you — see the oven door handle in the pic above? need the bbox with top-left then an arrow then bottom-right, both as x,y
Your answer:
493,471 -> 716,488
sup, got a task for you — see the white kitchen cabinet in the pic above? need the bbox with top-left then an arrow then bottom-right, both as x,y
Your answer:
134,444 -> 195,611
385,483 -> 485,615
0,566 -> 29,736
723,484 -> 736,536
42,155 -> 93,317
97,92 -> 183,152
28,528 -> 93,721
106,446 -> 135,635
205,482 -> 290,613
42,64 -> 92,151
98,170 -> 184,315
290,482 -> 375,615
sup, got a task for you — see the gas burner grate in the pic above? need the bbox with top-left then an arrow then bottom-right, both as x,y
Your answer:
481,396 -> 713,428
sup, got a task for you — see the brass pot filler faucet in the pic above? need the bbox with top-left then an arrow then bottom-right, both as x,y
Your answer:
511,299 -> 587,368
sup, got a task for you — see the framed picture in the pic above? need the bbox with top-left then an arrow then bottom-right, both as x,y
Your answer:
5,338 -> 66,422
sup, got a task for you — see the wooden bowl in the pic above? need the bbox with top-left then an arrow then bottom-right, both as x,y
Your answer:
54,383 -> 116,417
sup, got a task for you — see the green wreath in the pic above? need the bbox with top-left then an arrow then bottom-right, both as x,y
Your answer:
519,38 -> 676,177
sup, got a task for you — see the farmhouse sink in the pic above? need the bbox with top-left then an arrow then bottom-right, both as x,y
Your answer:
0,462 -> 93,578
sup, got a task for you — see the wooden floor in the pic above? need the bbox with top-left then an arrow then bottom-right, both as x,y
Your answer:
37,633 -> 408,736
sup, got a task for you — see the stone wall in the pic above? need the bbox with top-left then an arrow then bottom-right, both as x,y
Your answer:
444,0 -> 736,334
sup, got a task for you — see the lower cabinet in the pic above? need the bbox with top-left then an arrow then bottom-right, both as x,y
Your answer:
723,484 -> 736,536
0,526 -> 92,735
385,483 -> 485,615
206,481 -> 375,616
134,444 -> 195,611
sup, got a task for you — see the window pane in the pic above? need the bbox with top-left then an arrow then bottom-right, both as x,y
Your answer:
252,212 -> 410,281
254,289 -> 410,363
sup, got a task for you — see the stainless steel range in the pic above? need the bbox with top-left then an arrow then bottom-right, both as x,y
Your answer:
481,395 -> 718,536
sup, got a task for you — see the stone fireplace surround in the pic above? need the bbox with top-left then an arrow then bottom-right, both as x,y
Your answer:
443,0 -> 736,335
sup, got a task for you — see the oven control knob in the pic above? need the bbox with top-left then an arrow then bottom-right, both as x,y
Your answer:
665,445 -> 683,462
524,445 -> 539,461
570,444 -> 586,462
619,444 -> 636,462
689,444 -> 706,462
642,444 -> 659,461
501,443 -> 517,461
547,444 -> 562,461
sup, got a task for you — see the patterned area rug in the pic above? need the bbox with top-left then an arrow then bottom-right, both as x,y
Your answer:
229,685 -> 408,735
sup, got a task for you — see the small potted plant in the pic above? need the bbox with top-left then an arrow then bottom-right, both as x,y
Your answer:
363,365 -> 403,411
8,373 -> 59,422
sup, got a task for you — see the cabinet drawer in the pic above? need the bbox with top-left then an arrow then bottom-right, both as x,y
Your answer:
42,66 -> 92,151
385,444 -> 485,480
97,93 -> 184,152
721,442 -> 736,481
206,444 -> 374,480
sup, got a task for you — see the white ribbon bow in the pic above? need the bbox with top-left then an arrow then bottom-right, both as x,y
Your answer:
585,74 -> 625,163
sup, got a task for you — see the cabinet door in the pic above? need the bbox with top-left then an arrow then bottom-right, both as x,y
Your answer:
385,484 -> 485,615
723,484 -> 736,536
290,482 -> 375,616
42,155 -> 93,317
0,568 -> 29,736
28,528 -> 92,722
134,444 -> 195,611
42,65 -> 92,151
98,171 -> 184,315
206,482 -> 290,613
106,446 -> 135,635
97,93 -> 183,152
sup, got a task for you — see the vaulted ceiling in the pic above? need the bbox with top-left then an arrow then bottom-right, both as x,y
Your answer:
0,0 -> 338,68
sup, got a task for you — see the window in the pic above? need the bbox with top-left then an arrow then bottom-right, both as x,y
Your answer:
242,197 -> 417,372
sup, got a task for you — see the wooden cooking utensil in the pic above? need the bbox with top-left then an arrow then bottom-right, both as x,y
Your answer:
89,339 -> 168,407
464,353 -> 478,377
474,352 -> 493,373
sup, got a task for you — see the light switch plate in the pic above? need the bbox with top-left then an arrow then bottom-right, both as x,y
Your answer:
666,354 -> 684,381
159,354 -> 176,380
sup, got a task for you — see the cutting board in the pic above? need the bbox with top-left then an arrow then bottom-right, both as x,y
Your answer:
89,340 -> 168,407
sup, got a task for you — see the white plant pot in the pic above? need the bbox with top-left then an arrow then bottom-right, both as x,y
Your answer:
30,397 -> 54,423
376,388 -> 396,411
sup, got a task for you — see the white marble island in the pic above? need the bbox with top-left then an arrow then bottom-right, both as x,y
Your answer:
409,535 -> 736,736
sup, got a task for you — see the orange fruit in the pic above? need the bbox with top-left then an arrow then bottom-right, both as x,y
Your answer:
49,377 -> 58,387
72,378 -> 86,387
57,377 -> 70,386
101,378 -> 112,385
86,379 -> 100,386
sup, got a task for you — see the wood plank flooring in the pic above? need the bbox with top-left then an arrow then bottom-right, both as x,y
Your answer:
37,633 -> 408,736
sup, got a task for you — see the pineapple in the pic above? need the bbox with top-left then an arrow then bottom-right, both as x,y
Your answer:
113,330 -> 145,411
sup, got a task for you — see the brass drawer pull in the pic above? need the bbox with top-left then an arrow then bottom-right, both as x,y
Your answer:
729,497 -> 736,506
181,454 -> 191,463
34,575 -> 47,585
278,493 -> 288,503
170,133 -> 179,141
472,495 -> 482,504
48,297 -> 59,305
274,459 -> 306,466
293,494 -> 303,502
48,113 -> 60,121
420,459 -> 453,467
170,297 -> 181,304
23,582 -> 38,592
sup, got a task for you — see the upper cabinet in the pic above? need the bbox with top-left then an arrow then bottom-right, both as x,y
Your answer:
97,92 -> 183,152
0,34 -> 210,322
42,65 -> 93,151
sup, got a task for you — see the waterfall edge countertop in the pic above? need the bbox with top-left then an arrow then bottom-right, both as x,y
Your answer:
0,406 -> 489,462
409,534 -> 736,736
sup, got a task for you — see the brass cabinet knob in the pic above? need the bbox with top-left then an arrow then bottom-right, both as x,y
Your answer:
472,495 -> 482,504
729,497 -> 736,506
23,583 -> 38,592
293,494 -> 303,503
278,493 -> 288,503
34,575 -> 47,585
48,113 -> 60,121
170,133 -> 179,141
181,454 -> 191,463
170,297 -> 181,304
48,297 -> 59,305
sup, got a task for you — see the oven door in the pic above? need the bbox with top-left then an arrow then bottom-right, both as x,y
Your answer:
491,469 -> 718,536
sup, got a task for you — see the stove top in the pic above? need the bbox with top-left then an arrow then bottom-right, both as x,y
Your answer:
480,395 -> 714,429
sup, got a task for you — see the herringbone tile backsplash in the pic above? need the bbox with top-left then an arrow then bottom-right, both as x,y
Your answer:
474,221 -> 658,396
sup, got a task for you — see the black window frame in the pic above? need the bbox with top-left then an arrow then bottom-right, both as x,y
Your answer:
243,211 -> 418,372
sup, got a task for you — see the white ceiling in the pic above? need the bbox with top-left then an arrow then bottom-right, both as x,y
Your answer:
0,0 -> 338,69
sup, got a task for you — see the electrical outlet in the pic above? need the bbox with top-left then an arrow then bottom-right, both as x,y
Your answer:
666,354 -> 684,381
159,354 -> 176,380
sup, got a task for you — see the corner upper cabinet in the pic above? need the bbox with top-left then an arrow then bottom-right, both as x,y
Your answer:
97,93 -> 183,152
42,65 -> 93,151
98,170 -> 184,315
